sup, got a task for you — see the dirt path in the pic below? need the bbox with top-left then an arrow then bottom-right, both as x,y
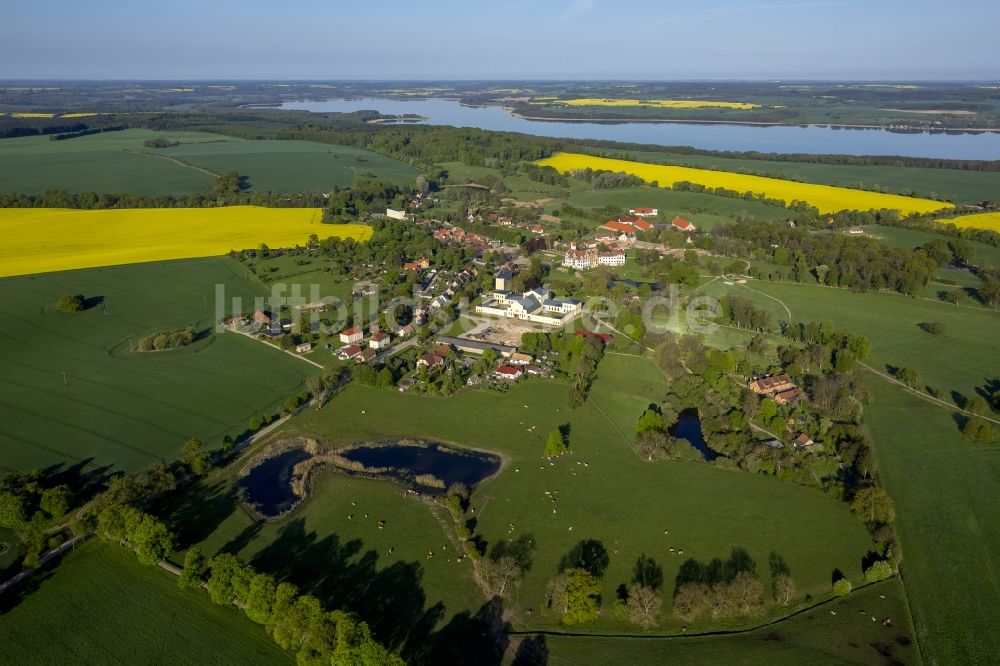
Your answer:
225,327 -> 325,369
125,149 -> 219,178
858,361 -> 1000,426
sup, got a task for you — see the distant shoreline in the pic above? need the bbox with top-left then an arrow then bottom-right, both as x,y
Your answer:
507,109 -> 1000,134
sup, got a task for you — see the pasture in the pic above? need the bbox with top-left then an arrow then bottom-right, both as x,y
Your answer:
0,540 -> 292,665
0,206 -> 371,278
0,129 -> 421,194
863,379 -> 1000,665
191,354 -> 875,641
537,153 -> 954,216
0,258 -> 315,475
862,224 -> 1000,269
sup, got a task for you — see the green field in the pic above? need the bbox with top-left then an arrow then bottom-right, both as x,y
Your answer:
0,129 -> 421,194
590,147 -> 1000,203
189,354 -> 876,647
863,379 -> 1000,665
862,224 -> 1000,269
538,578 -> 919,665
563,185 -> 789,228
0,257 -> 315,474
0,540 -> 292,665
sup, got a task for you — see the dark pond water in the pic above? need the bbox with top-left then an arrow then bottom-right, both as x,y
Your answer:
239,449 -> 311,517
610,278 -> 663,291
671,408 -> 721,461
340,443 -> 501,494
279,98 -> 1000,160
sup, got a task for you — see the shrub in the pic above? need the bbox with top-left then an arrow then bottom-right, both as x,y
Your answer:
864,560 -> 894,583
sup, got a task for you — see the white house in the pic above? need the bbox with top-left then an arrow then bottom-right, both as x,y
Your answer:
339,327 -> 364,344
629,208 -> 658,217
598,249 -> 626,266
386,208 -> 407,221
476,287 -> 582,326
369,332 -> 391,349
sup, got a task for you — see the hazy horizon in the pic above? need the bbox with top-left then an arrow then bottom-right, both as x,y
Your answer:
4,0 -> 999,80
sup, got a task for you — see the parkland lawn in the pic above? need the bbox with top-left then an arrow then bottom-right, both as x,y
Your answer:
0,257 -> 316,474
0,540 -> 292,665
180,353 -> 875,648
0,129 -> 420,194
700,276 -> 1000,663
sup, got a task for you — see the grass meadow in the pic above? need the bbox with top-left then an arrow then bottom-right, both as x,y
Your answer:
0,540 -> 292,665
0,129 -> 420,194
0,206 -> 371,277
0,258 -> 315,474
538,153 -> 954,216
178,354 -> 875,648
863,379 -> 1000,665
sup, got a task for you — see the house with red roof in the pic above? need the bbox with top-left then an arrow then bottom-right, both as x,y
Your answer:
339,327 -> 364,344
671,216 -> 697,232
629,207 -> 658,217
337,344 -> 363,360
369,331 -> 391,349
494,364 -> 523,380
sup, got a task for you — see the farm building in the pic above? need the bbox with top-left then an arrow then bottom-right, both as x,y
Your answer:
475,287 -> 582,326
629,207 -> 658,217
748,374 -> 795,395
672,216 -> 697,232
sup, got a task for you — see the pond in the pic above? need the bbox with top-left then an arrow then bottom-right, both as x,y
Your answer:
279,98 -> 1000,160
238,449 -> 311,517
671,408 -> 722,462
339,442 -> 501,494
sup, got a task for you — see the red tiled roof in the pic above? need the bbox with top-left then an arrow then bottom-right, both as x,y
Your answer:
632,207 -> 654,214
496,364 -> 521,376
672,216 -> 694,230
575,330 -> 612,343
371,332 -> 389,342
602,220 -> 636,234
633,219 -> 654,231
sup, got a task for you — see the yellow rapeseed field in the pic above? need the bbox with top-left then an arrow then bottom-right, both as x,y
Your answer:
536,153 -> 953,216
11,112 -> 56,118
543,98 -> 760,110
936,211 -> 1000,232
60,112 -> 102,118
0,206 -> 372,278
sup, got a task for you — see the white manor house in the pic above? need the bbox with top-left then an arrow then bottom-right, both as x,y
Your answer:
475,287 -> 583,326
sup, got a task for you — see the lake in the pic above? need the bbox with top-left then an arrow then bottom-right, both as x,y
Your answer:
238,449 -> 311,518
671,408 -> 721,461
339,442 -> 501,494
280,98 -> 1000,160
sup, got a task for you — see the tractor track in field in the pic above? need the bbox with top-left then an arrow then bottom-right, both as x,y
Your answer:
0,400 -> 160,459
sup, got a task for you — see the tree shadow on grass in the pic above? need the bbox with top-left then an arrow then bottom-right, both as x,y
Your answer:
154,479 -> 239,549
250,518 -> 446,658
512,634 -> 548,666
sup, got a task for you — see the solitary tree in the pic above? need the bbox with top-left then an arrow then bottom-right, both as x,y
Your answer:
544,430 -> 567,458
56,294 -> 85,312
851,487 -> 896,525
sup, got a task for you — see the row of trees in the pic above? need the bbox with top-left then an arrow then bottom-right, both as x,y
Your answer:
195,552 -> 403,665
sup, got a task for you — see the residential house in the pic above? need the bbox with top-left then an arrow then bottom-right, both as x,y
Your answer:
252,310 -> 271,326
396,323 -> 415,338
339,327 -> 364,344
417,352 -> 446,369
337,344 -> 363,360
369,332 -> 391,349
509,352 -> 534,366
355,348 -> 377,364
495,364 -> 523,380
598,247 -> 626,266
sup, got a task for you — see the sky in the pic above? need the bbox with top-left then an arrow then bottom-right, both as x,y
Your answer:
3,0 -> 999,80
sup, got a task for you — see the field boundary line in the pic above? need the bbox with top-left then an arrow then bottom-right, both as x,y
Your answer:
859,362 -> 1000,426
124,149 -> 219,178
